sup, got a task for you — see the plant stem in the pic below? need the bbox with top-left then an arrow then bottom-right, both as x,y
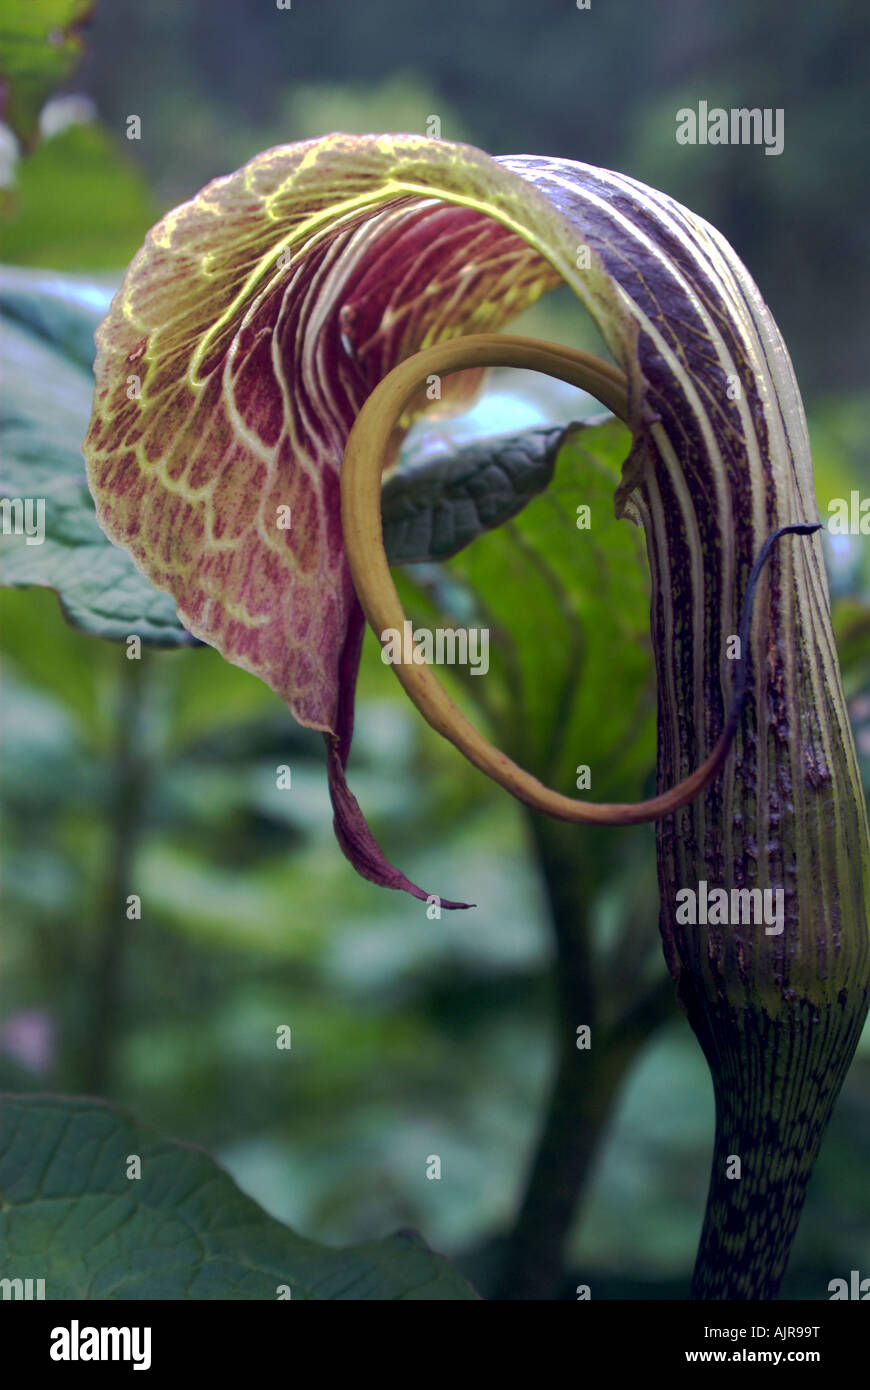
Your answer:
81,649 -> 149,1094
683,976 -> 869,1298
495,817 -> 674,1299
495,1024 -> 629,1300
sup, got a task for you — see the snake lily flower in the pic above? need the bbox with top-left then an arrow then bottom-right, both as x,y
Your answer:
83,134 -> 870,1298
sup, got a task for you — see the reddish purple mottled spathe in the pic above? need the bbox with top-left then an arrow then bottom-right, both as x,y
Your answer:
84,135 -> 567,901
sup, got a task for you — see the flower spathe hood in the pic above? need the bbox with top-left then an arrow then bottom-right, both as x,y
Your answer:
83,133 -> 868,952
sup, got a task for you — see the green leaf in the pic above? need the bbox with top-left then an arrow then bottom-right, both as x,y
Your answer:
398,417 -> 657,801
0,0 -> 93,144
383,421 -> 591,564
0,1095 -> 478,1300
0,268 -> 195,646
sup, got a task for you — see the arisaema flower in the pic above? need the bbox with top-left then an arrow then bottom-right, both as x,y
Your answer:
84,133 -> 870,1298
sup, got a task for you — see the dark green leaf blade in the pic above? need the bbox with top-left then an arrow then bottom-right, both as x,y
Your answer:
0,1095 -> 478,1300
383,421 -> 598,564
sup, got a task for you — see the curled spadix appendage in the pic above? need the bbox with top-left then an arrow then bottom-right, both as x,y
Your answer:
340,332 -> 821,827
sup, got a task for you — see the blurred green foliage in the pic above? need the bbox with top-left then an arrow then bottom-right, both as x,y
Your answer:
0,123 -> 156,269
0,0 -> 93,144
68,0 -> 870,391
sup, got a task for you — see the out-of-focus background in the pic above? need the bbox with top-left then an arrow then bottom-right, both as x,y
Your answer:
1,0 -> 868,1298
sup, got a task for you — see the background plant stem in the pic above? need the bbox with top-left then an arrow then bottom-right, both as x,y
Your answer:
81,649 -> 149,1094
495,816 -> 675,1299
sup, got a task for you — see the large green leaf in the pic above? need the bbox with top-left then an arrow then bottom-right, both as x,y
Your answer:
0,269 -> 195,646
0,1095 -> 477,1300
